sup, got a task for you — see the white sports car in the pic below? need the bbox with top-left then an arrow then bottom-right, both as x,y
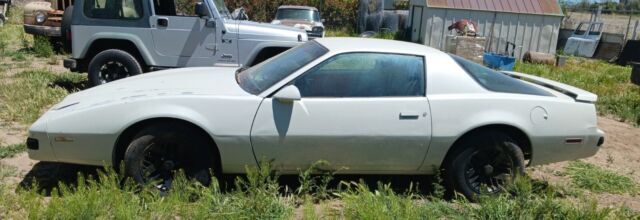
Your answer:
27,38 -> 604,198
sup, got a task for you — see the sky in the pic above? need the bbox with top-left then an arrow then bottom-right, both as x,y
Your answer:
565,0 -> 619,3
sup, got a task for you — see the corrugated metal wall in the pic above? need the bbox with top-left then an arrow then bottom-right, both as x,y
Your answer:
412,7 -> 563,59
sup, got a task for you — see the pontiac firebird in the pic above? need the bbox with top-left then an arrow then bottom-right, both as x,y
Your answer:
27,38 -> 604,198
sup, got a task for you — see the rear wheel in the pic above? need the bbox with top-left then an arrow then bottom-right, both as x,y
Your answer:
124,123 -> 216,191
88,49 -> 142,87
444,131 -> 525,201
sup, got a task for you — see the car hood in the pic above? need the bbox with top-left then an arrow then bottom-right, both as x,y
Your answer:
237,20 -> 308,41
54,67 -> 250,109
274,19 -> 323,31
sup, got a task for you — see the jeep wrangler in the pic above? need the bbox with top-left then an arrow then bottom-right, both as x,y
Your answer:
64,0 -> 308,86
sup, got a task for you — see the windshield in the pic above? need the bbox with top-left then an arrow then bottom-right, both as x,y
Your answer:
237,42 -> 329,95
212,0 -> 231,19
276,9 -> 320,22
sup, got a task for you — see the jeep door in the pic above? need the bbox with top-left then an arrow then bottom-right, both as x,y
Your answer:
149,0 -> 217,67
250,52 -> 432,173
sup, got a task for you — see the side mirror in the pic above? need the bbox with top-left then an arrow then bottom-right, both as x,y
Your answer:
321,19 -> 326,23
232,8 -> 249,21
195,2 -> 209,18
273,85 -> 301,103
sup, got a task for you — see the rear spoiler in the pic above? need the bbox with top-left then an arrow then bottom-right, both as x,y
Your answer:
502,71 -> 598,103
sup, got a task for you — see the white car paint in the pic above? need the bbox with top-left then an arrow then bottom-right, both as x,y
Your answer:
28,38 -> 604,174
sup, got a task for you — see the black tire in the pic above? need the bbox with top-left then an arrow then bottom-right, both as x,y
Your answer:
88,49 -> 143,87
61,5 -> 73,51
444,131 -> 525,201
124,123 -> 216,191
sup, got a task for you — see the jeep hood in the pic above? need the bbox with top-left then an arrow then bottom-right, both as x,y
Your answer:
236,20 -> 308,41
54,67 -> 250,109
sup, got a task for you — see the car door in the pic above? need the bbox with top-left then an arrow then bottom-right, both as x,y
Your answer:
250,52 -> 432,173
149,0 -> 217,67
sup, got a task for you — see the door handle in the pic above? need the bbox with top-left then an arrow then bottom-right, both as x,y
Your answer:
157,17 -> 169,27
399,112 -> 422,120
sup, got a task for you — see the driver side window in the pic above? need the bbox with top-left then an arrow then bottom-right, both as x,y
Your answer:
294,53 -> 425,98
154,0 -> 201,16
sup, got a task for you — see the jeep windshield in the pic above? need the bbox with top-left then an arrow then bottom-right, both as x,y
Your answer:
213,0 -> 231,19
237,42 -> 328,95
276,9 -> 320,22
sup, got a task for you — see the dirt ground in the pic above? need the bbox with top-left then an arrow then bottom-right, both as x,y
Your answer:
2,115 -> 639,209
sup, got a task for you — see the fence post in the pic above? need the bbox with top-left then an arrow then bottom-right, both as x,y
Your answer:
625,14 -> 633,41
634,20 -> 639,40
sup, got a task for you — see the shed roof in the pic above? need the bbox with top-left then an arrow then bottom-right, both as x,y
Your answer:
425,0 -> 564,16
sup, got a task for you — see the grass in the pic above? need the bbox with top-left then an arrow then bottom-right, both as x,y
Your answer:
0,165 -> 294,219
0,144 -> 26,159
1,164 -> 637,219
32,36 -> 54,58
0,70 -> 86,124
515,58 -> 640,125
565,161 -> 637,194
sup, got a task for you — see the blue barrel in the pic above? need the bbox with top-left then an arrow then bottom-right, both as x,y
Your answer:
483,52 -> 516,71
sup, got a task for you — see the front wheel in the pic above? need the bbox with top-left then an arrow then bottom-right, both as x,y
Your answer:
124,123 -> 216,191
444,131 -> 526,201
88,49 -> 142,87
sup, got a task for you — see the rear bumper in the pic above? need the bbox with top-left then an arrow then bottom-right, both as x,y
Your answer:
530,128 -> 604,166
24,24 -> 61,37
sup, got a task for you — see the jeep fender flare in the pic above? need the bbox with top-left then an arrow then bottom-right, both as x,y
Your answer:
243,41 -> 302,66
79,33 -> 157,66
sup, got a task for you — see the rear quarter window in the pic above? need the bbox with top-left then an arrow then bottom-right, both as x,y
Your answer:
450,55 -> 553,97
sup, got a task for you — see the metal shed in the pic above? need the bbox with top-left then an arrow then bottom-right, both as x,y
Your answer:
409,0 -> 564,59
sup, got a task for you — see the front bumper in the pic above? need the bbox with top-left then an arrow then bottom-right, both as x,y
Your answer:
306,31 -> 324,39
27,116 -> 58,162
64,58 -> 77,70
24,24 -> 61,37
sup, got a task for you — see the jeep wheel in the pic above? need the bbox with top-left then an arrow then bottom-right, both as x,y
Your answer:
88,49 -> 143,87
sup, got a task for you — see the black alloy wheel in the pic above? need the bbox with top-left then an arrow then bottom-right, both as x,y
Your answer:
124,123 -> 215,192
445,131 -> 526,200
